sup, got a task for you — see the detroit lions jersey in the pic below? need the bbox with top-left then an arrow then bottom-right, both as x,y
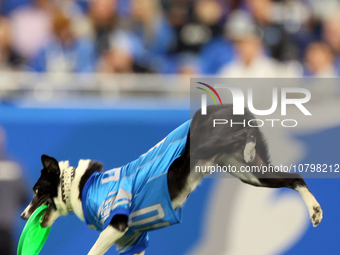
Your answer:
82,120 -> 190,255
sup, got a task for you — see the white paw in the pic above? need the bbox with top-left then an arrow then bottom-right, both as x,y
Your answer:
311,206 -> 323,227
244,142 -> 256,163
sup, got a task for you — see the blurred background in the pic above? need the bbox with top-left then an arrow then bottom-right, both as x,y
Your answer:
0,0 -> 340,77
0,0 -> 340,255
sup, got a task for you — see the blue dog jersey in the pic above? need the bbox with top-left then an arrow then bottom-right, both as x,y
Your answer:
82,121 -> 190,255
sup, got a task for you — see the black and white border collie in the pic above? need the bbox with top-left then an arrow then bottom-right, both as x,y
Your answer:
21,105 -> 322,255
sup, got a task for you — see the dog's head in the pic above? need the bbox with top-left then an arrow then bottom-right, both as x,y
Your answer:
21,154 -> 63,228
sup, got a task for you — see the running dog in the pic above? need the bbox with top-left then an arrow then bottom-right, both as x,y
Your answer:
21,105 -> 323,255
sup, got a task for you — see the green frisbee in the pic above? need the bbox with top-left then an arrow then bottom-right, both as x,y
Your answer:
17,205 -> 52,255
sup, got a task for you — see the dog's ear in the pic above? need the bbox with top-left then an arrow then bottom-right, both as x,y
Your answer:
41,154 -> 60,176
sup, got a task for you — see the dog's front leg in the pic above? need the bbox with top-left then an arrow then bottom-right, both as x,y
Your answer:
134,251 -> 145,255
88,225 -> 128,255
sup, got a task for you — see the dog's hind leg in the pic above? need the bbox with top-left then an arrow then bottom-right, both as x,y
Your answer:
295,185 -> 322,227
88,215 -> 128,255
255,172 -> 323,227
219,152 -> 323,227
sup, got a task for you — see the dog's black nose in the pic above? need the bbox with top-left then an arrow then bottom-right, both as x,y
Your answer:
21,212 -> 27,220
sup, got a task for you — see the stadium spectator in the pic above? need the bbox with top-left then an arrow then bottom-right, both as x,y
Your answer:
0,16 -> 24,70
246,0 -> 299,62
304,42 -> 337,77
9,0 -> 53,59
218,10 -> 295,77
183,0 -> 229,74
116,0 -> 175,73
59,0 -> 93,39
197,0 -> 235,74
89,0 -> 118,57
166,0 -> 227,73
323,12 -> 340,75
198,36 -> 234,74
166,0 -> 195,55
98,47 -> 134,73
29,11 -> 96,72
0,126 -> 28,255
98,31 -> 134,73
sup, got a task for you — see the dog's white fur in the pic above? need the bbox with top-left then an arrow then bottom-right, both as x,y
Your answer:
244,141 -> 256,163
88,225 -> 128,255
295,186 -> 323,227
70,159 -> 92,221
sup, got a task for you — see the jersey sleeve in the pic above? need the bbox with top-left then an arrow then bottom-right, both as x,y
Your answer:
102,205 -> 130,230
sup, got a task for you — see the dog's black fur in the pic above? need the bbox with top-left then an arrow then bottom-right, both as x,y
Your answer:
79,161 -> 104,199
27,157 -> 61,217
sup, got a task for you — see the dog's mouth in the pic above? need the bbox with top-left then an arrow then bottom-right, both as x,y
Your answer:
39,198 -> 55,227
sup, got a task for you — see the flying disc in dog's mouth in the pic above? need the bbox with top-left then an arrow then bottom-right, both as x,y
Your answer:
39,199 -> 55,227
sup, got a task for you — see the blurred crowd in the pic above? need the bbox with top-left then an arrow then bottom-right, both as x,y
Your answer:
0,0 -> 340,77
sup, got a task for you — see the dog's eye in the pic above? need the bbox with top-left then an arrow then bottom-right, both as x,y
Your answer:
39,188 -> 47,194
